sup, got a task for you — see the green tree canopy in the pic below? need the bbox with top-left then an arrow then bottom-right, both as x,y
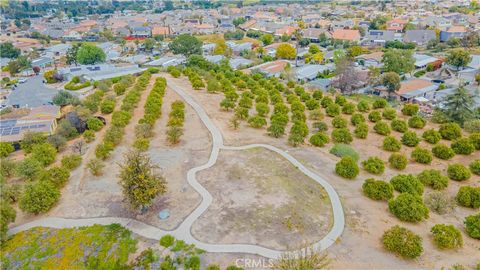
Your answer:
441,86 -> 476,126
76,44 -> 106,65
169,34 -> 202,56
446,48 -> 472,70
382,48 -> 415,74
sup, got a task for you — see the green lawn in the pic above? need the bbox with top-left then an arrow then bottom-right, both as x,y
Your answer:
1,224 -> 137,269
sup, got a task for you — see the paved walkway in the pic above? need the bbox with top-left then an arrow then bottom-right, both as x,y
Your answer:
9,78 -> 345,259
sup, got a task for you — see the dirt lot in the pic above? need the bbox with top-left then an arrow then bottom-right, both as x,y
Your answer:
163,73 -> 479,269
191,147 -> 332,250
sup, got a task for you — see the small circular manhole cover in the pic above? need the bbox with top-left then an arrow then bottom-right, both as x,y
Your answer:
158,209 -> 170,220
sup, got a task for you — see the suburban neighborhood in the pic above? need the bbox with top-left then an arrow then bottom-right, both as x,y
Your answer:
0,0 -> 479,269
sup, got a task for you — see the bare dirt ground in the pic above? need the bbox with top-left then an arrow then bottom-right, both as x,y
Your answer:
162,73 -> 479,269
191,147 -> 332,250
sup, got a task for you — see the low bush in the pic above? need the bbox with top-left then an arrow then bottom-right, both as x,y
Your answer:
332,116 -> 348,128
431,144 -> 455,160
357,100 -> 370,112
470,132 -> 480,150
422,129 -> 441,144
83,130 -> 95,142
382,108 -> 397,120
425,191 -> 455,215
354,123 -> 369,139
372,99 -> 387,109
362,157 -> 385,174
335,95 -> 347,106
248,115 -> 267,128
335,156 -> 359,179
100,99 -> 115,114
388,153 -> 407,170
388,193 -> 429,222
16,157 -> 42,180
309,132 -> 330,147
321,96 -> 333,108
38,166 -> 70,188
64,78 -> 91,90
111,111 -> 132,127
408,116 -> 426,129
390,174 -> 424,195
326,104 -> 341,117
373,121 -> 391,136
19,181 -> 60,214
391,119 -> 408,133
368,111 -> 382,122
61,154 -> 82,170
417,169 -> 448,190
456,186 -> 480,209
464,119 -> 480,133
411,147 -> 432,164
451,138 -> 475,155
401,131 -> 420,147
0,142 -> 14,158
87,159 -> 104,176
401,104 -> 419,116
383,136 -> 401,152
312,121 -> 328,132
382,225 -> 423,259
447,164 -> 471,181
31,143 -> 57,166
342,102 -> 356,114
86,117 -> 104,131
133,138 -> 150,151
469,159 -> 480,175
431,224 -> 463,250
331,128 -> 353,144
362,178 -> 394,201
439,123 -> 462,140
350,113 -> 365,126
329,144 -> 359,161
309,109 -> 324,121
464,213 -> 480,239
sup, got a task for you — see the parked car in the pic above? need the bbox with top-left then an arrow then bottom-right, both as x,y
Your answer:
18,78 -> 27,83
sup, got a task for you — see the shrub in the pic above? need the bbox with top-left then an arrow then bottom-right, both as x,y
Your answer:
357,100 -> 370,112
469,132 -> 480,150
447,164 -> 471,181
469,159 -> 480,175
401,131 -> 420,147
373,121 -> 391,135
326,104 -> 341,117
335,156 -> 359,179
87,159 -> 104,176
329,144 -> 359,161
431,224 -> 463,250
111,111 -> 131,127
16,157 -> 42,180
305,99 -> 320,110
47,134 -> 66,150
309,132 -> 329,147
390,174 -> 424,195
425,191 -> 455,215
0,142 -> 14,158
331,128 -> 353,144
350,113 -> 365,126
56,119 -> 78,139
38,166 -> 70,188
382,108 -> 397,120
464,119 -> 480,133
19,181 -> 60,214
439,123 -> 462,140
383,136 -> 401,152
401,103 -> 419,116
321,96 -> 333,108
335,95 -> 346,106
391,119 -> 408,133
362,157 -> 385,174
408,116 -> 426,129
248,116 -> 267,128
411,147 -> 432,164
309,109 -> 324,121
388,193 -> 429,222
464,213 -> 480,239
133,138 -> 150,151
432,144 -> 455,160
451,138 -> 475,155
354,123 -> 369,139
20,131 -> 47,153
159,234 -> 175,248
388,153 -> 407,170
100,99 -> 115,114
372,98 -> 387,109
422,129 -> 441,144
368,111 -> 382,122
342,102 -> 356,114
332,116 -> 348,128
312,121 -> 328,132
86,117 -> 104,131
31,143 -> 57,166
362,178 -> 394,201
83,130 -> 95,142
382,226 -> 423,259
456,186 -> 480,208
417,169 -> 448,190
61,154 -> 82,170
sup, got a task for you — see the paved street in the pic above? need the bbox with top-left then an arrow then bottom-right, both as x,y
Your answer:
6,74 -> 60,108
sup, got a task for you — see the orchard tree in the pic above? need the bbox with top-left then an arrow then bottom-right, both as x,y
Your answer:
76,44 -> 106,65
169,34 -> 202,56
382,72 -> 401,96
446,49 -> 471,71
382,48 -> 415,74
119,150 -> 167,212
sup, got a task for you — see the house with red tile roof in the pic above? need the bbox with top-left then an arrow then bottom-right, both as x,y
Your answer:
331,29 -> 361,42
386,18 -> 408,32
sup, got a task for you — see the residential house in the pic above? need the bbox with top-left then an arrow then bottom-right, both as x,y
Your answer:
303,28 -> 332,42
331,29 -> 361,42
386,18 -> 408,32
440,26 -> 467,42
295,64 -> 334,82
362,30 -> 397,47
144,56 -> 186,67
131,27 -> 151,38
403,30 -> 436,45
151,26 -> 171,37
395,79 -> 438,101
202,43 -> 216,55
31,57 -> 53,69
247,60 -> 290,77
275,25 -> 298,37
58,64 -> 145,82
356,51 -> 384,68
229,57 -> 253,70
227,42 -> 253,55
423,16 -> 452,30
413,53 -> 442,69
44,43 -> 71,58
205,55 -> 225,64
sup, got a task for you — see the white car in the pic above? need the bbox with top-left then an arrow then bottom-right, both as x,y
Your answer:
18,78 -> 27,83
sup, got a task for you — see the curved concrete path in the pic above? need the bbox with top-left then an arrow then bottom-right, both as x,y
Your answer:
9,79 -> 345,259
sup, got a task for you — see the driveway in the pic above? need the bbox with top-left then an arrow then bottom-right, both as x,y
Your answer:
6,74 -> 60,108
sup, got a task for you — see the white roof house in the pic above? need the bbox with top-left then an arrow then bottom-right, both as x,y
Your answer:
413,53 -> 440,68
229,57 -> 253,69
58,64 -> 145,81
295,64 -> 335,82
144,56 -> 186,67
